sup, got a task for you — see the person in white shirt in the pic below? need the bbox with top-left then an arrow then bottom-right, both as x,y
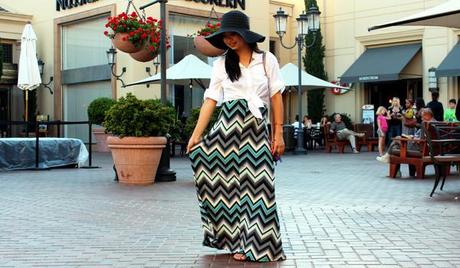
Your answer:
186,10 -> 286,263
291,115 -> 304,139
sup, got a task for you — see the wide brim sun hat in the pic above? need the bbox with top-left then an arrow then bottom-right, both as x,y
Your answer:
205,10 -> 265,50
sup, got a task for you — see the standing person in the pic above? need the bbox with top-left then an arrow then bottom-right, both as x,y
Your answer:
186,10 -> 286,262
402,99 -> 416,135
375,106 -> 389,159
456,98 -> 460,121
444,99 -> 457,122
415,97 -> 426,123
426,91 -> 444,121
387,97 -> 402,142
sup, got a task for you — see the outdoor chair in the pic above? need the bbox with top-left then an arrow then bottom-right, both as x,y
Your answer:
354,123 -> 378,152
323,124 -> 349,153
424,122 -> 460,197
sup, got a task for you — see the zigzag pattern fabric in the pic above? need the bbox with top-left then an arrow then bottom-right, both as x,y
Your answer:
189,99 -> 286,262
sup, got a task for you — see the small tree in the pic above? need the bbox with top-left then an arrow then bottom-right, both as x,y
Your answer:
304,0 -> 327,123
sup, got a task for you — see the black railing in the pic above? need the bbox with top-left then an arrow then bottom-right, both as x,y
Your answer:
0,120 -> 96,169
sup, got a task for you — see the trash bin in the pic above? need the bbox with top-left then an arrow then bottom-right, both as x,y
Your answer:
283,125 -> 295,151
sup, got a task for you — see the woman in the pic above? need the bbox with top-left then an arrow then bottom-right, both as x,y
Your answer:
415,97 -> 426,123
387,97 -> 402,144
303,115 -> 312,129
402,99 -> 416,135
186,10 -> 286,262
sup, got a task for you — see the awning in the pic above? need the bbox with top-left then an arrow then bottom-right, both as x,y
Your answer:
369,0 -> 460,31
436,42 -> 460,77
340,43 -> 422,83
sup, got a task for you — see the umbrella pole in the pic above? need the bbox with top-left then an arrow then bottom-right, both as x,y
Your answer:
25,90 -> 29,136
25,90 -> 28,122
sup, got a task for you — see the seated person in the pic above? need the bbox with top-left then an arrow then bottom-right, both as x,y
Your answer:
329,113 -> 365,154
303,115 -> 312,129
377,108 -> 436,163
291,115 -> 304,139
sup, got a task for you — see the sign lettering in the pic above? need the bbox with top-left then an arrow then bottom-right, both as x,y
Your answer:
186,0 -> 245,10
56,0 -> 98,11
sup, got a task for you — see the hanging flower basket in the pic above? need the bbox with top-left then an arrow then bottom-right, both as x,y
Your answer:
193,21 -> 225,57
112,32 -> 141,53
130,44 -> 158,62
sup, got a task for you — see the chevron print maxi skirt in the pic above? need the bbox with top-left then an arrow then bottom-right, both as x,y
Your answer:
189,99 -> 286,262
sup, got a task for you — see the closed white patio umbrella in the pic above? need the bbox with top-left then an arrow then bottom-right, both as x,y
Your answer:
17,23 -> 41,122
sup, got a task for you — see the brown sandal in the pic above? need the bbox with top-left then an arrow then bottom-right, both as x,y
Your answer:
233,253 -> 246,261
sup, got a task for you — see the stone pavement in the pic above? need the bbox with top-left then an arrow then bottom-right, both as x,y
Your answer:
1,151 -> 460,268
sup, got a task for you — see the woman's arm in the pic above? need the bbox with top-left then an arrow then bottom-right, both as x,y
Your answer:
186,98 -> 217,154
271,91 -> 285,156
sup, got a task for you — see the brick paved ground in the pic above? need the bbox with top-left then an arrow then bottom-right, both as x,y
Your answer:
1,151 -> 460,268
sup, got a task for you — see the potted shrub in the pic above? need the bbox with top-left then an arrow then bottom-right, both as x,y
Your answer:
87,97 -> 116,152
193,20 -> 225,57
104,93 -> 176,185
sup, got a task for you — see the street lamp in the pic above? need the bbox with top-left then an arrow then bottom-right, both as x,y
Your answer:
274,5 -> 321,153
37,58 -> 54,94
106,47 -> 127,87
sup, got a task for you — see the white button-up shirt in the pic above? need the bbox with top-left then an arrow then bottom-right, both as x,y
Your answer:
203,51 -> 285,119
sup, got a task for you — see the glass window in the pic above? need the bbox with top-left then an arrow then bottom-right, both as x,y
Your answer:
62,16 -> 111,70
1,44 -> 13,63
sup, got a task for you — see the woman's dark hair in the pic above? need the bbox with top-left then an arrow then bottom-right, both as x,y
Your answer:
225,42 -> 263,82
415,97 -> 425,110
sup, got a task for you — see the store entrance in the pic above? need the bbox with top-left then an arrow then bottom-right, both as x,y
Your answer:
366,79 -> 423,109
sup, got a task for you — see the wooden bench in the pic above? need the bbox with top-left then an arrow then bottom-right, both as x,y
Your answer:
323,124 -> 350,153
389,122 -> 460,179
424,122 -> 460,196
354,123 -> 378,152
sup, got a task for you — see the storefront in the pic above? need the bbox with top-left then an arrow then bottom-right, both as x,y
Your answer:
0,0 -> 303,140
341,43 -> 423,110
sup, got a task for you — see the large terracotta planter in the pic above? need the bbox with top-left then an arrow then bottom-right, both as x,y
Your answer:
130,45 -> 158,62
112,33 -> 142,53
107,136 -> 167,185
194,35 -> 225,57
93,127 -> 111,152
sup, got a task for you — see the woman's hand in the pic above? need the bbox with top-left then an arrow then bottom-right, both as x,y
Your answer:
271,131 -> 285,156
186,135 -> 202,154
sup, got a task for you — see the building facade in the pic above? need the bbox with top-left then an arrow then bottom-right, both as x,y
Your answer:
0,0 -> 305,139
1,0 -> 459,139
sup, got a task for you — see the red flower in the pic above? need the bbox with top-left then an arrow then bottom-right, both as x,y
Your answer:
131,12 -> 137,18
129,31 -> 135,36
149,46 -> 155,51
141,33 -> 148,39
122,37 -> 127,41
103,30 -> 109,36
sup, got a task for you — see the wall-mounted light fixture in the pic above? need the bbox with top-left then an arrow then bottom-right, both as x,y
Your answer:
37,58 -> 54,94
106,47 -> 127,87
428,67 -> 438,92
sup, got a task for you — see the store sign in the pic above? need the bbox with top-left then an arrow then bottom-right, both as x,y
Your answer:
56,0 -> 99,12
358,75 -> 379,81
185,0 -> 245,10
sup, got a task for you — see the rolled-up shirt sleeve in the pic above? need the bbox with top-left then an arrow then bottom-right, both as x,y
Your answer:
203,57 -> 224,104
267,52 -> 285,97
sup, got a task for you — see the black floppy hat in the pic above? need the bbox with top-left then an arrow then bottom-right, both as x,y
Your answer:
205,10 -> 265,50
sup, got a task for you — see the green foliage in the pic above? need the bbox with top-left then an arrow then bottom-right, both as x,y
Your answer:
328,113 -> 353,129
304,0 -> 327,123
103,93 -> 176,137
184,107 -> 221,139
87,97 -> 116,125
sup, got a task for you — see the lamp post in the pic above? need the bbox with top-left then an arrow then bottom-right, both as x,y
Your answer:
139,0 -> 176,182
274,6 -> 321,153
